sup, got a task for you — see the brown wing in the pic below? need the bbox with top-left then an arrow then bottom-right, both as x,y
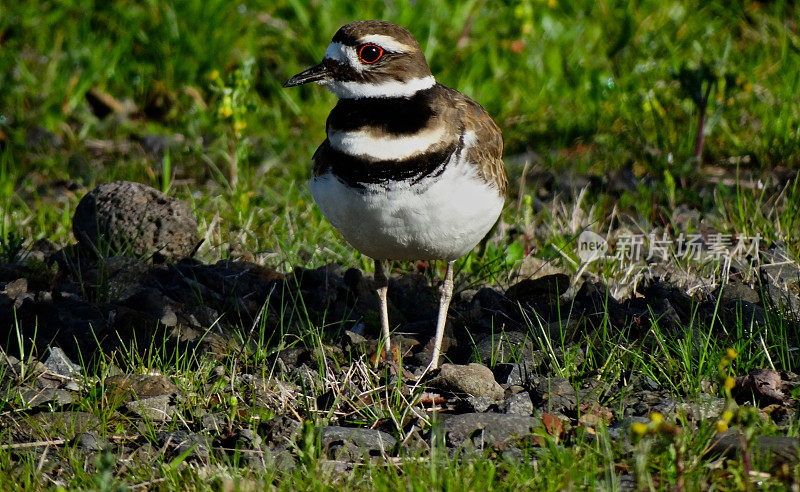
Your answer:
443,86 -> 507,195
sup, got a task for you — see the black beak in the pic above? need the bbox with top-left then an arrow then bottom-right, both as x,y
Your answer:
283,62 -> 330,88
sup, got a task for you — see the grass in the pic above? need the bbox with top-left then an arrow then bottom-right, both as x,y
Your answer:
1,0 -> 799,265
0,285 -> 798,489
1,0 -> 800,489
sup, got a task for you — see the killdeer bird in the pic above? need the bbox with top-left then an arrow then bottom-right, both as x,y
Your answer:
284,20 -> 506,369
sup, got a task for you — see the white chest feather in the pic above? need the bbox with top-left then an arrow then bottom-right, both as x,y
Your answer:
310,156 -> 504,261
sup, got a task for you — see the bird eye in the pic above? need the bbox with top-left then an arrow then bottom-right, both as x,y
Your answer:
357,44 -> 384,64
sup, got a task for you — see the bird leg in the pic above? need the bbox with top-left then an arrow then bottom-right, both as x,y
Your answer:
429,260 -> 455,370
373,258 -> 391,353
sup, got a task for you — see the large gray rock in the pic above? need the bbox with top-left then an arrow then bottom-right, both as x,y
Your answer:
710,430 -> 800,466
439,413 -> 541,448
73,181 -> 198,262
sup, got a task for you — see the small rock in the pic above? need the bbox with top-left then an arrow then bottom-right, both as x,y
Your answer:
2,277 -> 28,297
686,393 -> 726,421
42,346 -> 81,378
19,387 -> 76,407
578,401 -> 614,427
465,395 -> 495,413
72,181 -> 199,262
606,416 -> 650,446
502,391 -> 534,416
106,374 -> 179,401
722,300 -> 767,327
341,330 -> 369,354
99,256 -> 151,302
157,430 -> 210,461
290,364 -> 323,392
623,371 -> 660,392
531,377 -> 576,414
493,362 -> 537,386
75,431 -> 109,453
763,283 -> 800,314
319,426 -> 396,459
266,446 -> 297,473
2,278 -> 29,308
233,428 -> 263,449
473,331 -> 541,366
201,412 -> 229,432
735,367 -> 788,405
472,286 -> 506,310
160,309 -> 178,327
505,274 -> 570,303
262,415 -> 302,448
223,428 -> 267,470
440,413 -> 541,448
717,282 -> 761,304
574,281 -> 624,324
760,244 -> 800,285
125,394 -> 178,422
430,363 -> 504,400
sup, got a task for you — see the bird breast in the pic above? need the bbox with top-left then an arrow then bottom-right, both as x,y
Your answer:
310,150 -> 504,261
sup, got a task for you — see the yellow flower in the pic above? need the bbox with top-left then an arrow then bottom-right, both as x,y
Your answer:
724,376 -> 736,392
722,410 -> 734,422
548,0 -> 557,8
715,420 -> 728,433
233,120 -> 247,133
649,412 -> 664,424
218,95 -> 234,118
726,348 -> 737,360
208,70 -> 220,81
631,422 -> 648,436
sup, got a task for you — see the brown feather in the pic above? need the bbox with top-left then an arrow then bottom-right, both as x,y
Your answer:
433,85 -> 507,194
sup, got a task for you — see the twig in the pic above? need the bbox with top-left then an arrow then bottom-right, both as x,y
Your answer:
0,439 -> 67,450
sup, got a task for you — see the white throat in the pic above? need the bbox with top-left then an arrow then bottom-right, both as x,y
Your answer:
322,75 -> 436,99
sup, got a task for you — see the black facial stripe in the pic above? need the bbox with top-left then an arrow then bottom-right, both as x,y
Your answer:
315,140 -> 456,189
327,86 -> 438,135
324,59 -> 382,84
324,52 -> 406,83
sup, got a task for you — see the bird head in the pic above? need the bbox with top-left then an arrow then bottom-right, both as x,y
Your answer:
283,20 -> 435,99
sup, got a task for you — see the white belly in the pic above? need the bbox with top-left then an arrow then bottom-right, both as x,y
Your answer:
310,159 -> 504,261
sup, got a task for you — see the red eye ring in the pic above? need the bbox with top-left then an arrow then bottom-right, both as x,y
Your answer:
357,44 -> 384,64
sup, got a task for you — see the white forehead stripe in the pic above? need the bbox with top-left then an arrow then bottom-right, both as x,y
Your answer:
328,126 -> 446,160
325,75 -> 436,99
323,42 -> 346,62
324,42 -> 360,66
357,34 -> 413,53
